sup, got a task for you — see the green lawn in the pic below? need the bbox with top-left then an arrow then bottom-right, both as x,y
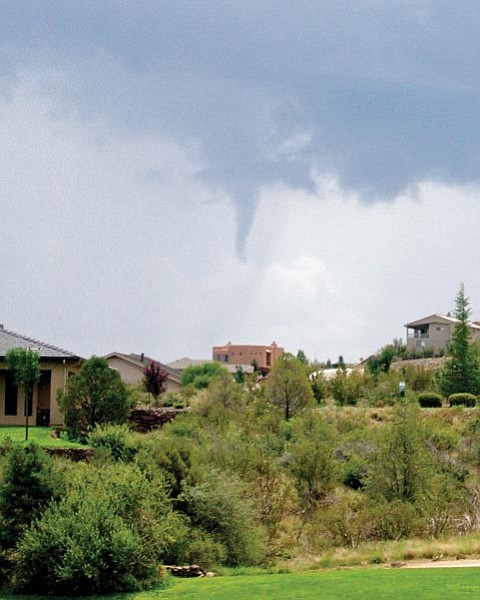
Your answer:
0,426 -> 85,448
7,568 -> 480,600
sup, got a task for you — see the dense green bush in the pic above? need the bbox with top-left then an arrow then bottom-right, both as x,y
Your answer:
0,443 -> 64,551
13,463 -> 179,595
448,393 -> 477,407
418,392 -> 443,408
88,424 -> 138,462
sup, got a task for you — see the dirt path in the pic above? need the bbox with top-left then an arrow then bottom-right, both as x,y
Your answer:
403,559 -> 480,569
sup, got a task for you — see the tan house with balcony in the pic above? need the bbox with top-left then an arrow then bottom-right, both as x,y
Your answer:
212,341 -> 284,372
404,313 -> 480,354
0,325 -> 82,426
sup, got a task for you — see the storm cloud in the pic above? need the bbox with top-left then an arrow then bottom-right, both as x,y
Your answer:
2,2 -> 480,256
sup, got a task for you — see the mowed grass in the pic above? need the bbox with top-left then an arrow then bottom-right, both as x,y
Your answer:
7,568 -> 480,600
0,426 -> 85,448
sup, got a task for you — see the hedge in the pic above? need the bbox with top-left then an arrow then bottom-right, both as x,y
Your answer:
448,393 -> 477,407
418,392 -> 442,408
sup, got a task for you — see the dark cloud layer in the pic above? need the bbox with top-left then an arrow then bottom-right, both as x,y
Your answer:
2,1 -> 480,255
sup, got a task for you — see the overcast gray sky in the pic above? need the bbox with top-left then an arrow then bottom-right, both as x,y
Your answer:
1,1 -> 480,363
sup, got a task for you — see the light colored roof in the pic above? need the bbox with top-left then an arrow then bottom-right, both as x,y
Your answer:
166,357 -> 254,374
166,357 -> 211,370
404,313 -> 480,330
104,352 -> 181,383
0,325 -> 81,360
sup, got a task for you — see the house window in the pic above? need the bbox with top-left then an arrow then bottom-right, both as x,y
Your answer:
214,354 -> 229,363
5,371 -> 18,416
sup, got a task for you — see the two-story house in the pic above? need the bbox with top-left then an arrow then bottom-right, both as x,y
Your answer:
404,313 -> 480,354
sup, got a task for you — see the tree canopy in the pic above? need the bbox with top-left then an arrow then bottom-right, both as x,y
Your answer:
265,354 -> 313,420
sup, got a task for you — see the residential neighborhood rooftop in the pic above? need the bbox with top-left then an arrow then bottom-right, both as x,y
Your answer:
0,325 -> 81,360
104,351 -> 181,383
404,313 -> 480,330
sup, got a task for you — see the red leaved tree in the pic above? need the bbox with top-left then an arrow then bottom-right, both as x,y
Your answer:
143,361 -> 169,404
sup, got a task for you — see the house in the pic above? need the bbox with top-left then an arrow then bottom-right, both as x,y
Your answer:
104,352 -> 182,392
0,325 -> 82,426
212,341 -> 284,372
404,313 -> 480,354
167,356 -> 255,376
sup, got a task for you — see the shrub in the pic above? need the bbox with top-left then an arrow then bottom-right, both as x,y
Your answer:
14,491 -> 158,594
162,391 -> 186,408
418,392 -> 443,408
342,457 -> 368,490
179,472 -> 265,566
0,443 -> 64,551
180,362 -> 226,390
448,393 -> 477,407
88,424 -> 138,462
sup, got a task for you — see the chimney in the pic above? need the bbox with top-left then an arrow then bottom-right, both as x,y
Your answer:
140,353 -> 144,362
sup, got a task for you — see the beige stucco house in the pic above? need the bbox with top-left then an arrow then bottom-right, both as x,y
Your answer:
405,313 -> 480,354
104,352 -> 182,392
0,325 -> 82,426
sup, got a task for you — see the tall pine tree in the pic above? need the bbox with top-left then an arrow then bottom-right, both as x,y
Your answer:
438,284 -> 480,396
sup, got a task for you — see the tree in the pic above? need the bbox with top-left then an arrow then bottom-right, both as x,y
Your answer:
288,411 -> 337,516
143,361 -> 168,405
265,354 -> 313,420
180,362 -> 226,390
367,345 -> 395,376
58,356 -> 131,441
5,348 -> 40,441
438,284 -> 480,397
366,401 -> 430,504
329,369 -> 362,406
296,349 -> 308,365
310,371 -> 327,404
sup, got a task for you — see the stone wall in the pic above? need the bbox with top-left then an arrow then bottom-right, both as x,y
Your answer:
129,407 -> 191,433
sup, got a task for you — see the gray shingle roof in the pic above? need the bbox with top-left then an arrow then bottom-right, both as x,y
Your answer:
0,326 -> 80,360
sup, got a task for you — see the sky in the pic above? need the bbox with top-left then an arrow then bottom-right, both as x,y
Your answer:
1,1 -> 480,364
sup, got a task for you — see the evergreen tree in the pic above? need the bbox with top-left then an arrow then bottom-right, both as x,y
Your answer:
58,356 -> 131,441
438,284 -> 480,396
